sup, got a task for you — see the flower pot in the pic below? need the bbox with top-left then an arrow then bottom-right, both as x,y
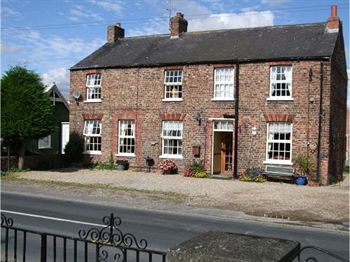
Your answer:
295,176 -> 308,185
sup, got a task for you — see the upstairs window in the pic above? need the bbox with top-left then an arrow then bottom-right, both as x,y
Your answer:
86,74 -> 102,101
83,120 -> 102,154
118,120 -> 136,156
213,68 -> 234,100
162,121 -> 183,157
164,70 -> 183,100
266,122 -> 292,163
269,66 -> 292,99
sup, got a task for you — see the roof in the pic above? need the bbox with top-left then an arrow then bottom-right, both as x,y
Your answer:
71,22 -> 338,70
46,83 -> 69,110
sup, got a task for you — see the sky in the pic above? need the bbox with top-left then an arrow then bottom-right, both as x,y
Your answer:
1,0 -> 349,105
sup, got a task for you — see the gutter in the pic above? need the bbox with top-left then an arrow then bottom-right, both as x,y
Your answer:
233,63 -> 240,179
69,56 -> 332,72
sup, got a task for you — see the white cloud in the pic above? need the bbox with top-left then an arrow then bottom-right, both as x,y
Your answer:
15,29 -> 104,68
0,43 -> 22,54
1,6 -> 20,17
189,11 -> 274,31
128,18 -> 168,36
69,5 -> 103,22
41,68 -> 70,97
261,0 -> 291,5
88,0 -> 124,15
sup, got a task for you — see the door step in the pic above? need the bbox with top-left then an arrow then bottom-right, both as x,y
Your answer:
210,174 -> 233,180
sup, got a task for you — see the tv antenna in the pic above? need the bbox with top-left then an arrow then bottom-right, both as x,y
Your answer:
166,0 -> 172,32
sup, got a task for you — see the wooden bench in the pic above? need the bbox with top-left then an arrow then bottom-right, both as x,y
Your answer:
264,165 -> 294,182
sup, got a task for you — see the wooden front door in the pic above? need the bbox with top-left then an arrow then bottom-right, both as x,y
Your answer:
220,133 -> 233,173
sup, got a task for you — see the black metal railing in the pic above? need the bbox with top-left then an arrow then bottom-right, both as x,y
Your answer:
1,213 -> 166,262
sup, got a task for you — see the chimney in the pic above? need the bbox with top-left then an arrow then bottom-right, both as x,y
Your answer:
107,22 -> 125,43
170,12 -> 188,38
326,5 -> 340,33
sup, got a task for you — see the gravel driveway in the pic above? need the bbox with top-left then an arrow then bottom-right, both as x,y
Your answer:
13,169 -> 349,225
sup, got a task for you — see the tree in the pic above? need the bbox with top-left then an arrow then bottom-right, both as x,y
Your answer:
1,66 -> 55,169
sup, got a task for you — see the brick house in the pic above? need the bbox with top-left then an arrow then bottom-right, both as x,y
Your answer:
70,6 -> 347,185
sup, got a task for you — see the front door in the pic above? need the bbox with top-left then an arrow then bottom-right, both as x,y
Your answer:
212,119 -> 234,175
221,133 -> 233,173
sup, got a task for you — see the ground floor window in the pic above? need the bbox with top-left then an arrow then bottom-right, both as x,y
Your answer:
38,135 -> 51,149
118,120 -> 135,155
162,121 -> 183,157
83,120 -> 101,154
266,122 -> 292,162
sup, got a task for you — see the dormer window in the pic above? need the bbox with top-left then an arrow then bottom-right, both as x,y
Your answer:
163,70 -> 183,101
268,66 -> 292,100
86,74 -> 102,102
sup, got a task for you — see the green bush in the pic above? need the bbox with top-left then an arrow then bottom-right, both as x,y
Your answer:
190,161 -> 205,173
64,132 -> 84,165
193,171 -> 208,178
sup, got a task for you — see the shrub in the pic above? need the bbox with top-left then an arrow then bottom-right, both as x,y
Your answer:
293,154 -> 316,179
158,160 -> 177,174
64,132 -> 84,165
183,166 -> 193,177
239,167 -> 266,182
193,171 -> 208,178
183,160 -> 208,178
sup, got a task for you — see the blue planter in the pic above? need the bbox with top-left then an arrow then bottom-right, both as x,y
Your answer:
295,176 -> 308,185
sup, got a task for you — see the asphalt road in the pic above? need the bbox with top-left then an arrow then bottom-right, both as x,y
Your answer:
1,192 -> 349,261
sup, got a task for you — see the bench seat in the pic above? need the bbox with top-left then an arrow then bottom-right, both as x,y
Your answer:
264,165 -> 294,181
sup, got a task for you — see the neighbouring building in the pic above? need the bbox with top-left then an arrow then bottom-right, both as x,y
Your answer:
70,6 -> 347,185
346,108 -> 350,166
28,83 -> 70,155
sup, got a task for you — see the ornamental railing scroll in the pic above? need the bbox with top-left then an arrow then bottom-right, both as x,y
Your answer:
298,246 -> 349,262
78,213 -> 149,262
1,213 -> 13,227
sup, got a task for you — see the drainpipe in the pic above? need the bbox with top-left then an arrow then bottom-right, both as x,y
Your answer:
316,62 -> 324,182
233,63 -> 240,179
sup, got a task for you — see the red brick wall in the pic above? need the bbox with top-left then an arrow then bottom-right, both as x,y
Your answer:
70,59 -> 343,184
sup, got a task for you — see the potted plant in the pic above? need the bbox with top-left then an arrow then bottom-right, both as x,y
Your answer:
158,160 -> 177,174
293,154 -> 315,185
239,167 -> 266,182
116,159 -> 129,171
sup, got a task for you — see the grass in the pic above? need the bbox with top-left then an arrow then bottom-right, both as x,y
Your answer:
1,173 -> 186,199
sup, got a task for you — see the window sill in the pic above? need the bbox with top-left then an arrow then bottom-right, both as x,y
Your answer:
84,99 -> 102,103
85,151 -> 102,155
211,98 -> 234,101
263,160 -> 293,166
266,97 -> 293,101
162,98 -> 183,102
116,153 -> 136,157
159,155 -> 183,159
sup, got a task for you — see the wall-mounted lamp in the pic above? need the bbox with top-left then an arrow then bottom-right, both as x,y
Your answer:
196,112 -> 202,126
252,126 -> 257,136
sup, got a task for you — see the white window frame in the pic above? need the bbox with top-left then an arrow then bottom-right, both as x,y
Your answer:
212,68 -> 235,101
86,74 -> 102,102
118,120 -> 136,157
267,66 -> 293,100
163,70 -> 183,101
264,122 -> 293,165
83,120 -> 102,154
160,121 -> 183,159
38,135 -> 51,149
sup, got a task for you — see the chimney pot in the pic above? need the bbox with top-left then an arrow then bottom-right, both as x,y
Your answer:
331,5 -> 337,17
107,22 -> 125,43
